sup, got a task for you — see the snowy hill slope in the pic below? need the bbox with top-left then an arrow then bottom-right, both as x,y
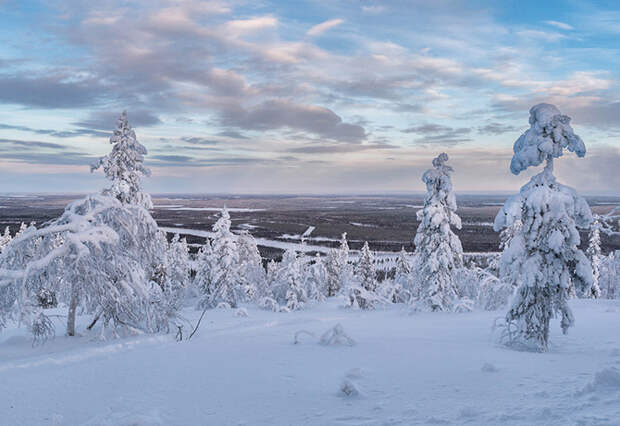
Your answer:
1,299 -> 620,425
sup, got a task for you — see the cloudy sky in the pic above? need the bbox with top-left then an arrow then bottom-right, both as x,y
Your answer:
0,0 -> 619,194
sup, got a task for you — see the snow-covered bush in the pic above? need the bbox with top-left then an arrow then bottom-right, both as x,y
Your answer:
453,266 -> 513,311
349,242 -> 381,309
412,153 -> 463,311
494,103 -> 593,352
319,323 -> 355,346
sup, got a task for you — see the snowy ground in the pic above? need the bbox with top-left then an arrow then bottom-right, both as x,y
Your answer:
1,299 -> 620,425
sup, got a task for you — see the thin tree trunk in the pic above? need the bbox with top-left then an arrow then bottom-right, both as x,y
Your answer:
66,284 -> 79,336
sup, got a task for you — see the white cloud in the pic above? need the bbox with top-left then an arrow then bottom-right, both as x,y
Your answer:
544,20 -> 574,30
225,16 -> 278,37
306,19 -> 344,37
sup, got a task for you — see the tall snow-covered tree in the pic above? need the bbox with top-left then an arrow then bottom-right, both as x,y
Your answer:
412,153 -> 463,311
0,195 -> 168,340
196,209 -> 241,309
380,247 -> 413,304
325,232 -> 350,297
0,226 -> 11,254
91,111 -> 153,209
270,249 -> 307,311
1,114 -> 172,341
585,219 -> 602,298
349,241 -> 378,309
236,231 -> 266,301
162,234 -> 191,320
305,253 -> 327,302
600,251 -> 619,299
494,103 -> 593,351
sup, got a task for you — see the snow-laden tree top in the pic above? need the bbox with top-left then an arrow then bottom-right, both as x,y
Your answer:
510,103 -> 586,175
91,111 -> 152,209
421,152 -> 458,216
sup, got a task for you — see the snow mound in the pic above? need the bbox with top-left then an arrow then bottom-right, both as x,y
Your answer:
577,367 -> 620,395
234,308 -> 248,318
481,362 -> 498,373
339,368 -> 363,397
83,410 -> 163,426
319,323 -> 355,347
293,330 -> 315,345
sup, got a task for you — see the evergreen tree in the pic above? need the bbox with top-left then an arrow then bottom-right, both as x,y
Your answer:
412,153 -> 463,311
271,249 -> 307,311
305,253 -> 327,301
163,234 -> 191,320
382,247 -> 413,303
91,111 -> 152,209
585,219 -> 602,298
1,112 -> 171,340
236,231 -> 266,301
495,103 -> 593,351
0,226 -> 11,254
324,232 -> 350,297
349,241 -> 378,309
197,209 -> 241,309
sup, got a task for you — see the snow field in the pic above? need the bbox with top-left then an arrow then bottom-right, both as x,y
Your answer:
1,298 -> 620,425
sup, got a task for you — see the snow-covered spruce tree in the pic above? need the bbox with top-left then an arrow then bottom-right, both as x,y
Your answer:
585,219 -> 602,298
412,153 -> 463,311
0,195 -> 168,340
324,232 -> 351,297
236,231 -> 266,301
382,247 -> 414,303
304,253 -> 327,302
193,239 -> 214,298
0,113 -> 174,340
162,234 -> 191,319
196,208 -> 241,309
494,103 -> 593,352
91,111 -> 153,209
349,241 -> 380,309
0,226 -> 11,254
270,248 -> 307,311
258,259 -> 281,311
600,251 -> 619,299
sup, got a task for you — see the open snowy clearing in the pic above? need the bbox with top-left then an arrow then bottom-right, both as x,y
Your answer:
1,299 -> 620,426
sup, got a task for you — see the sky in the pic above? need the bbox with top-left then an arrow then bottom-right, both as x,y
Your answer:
0,0 -> 619,195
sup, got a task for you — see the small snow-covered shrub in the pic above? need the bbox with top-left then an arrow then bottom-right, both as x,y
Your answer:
339,368 -> 363,397
258,296 -> 280,312
234,308 -> 248,318
348,242 -> 382,309
319,323 -> 355,347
